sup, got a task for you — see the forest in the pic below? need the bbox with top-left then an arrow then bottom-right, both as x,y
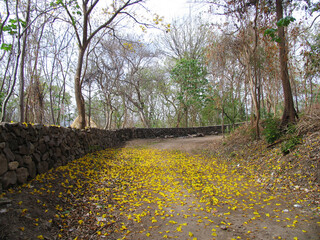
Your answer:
0,0 -> 319,136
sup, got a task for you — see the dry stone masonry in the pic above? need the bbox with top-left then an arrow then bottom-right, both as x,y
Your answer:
0,122 -> 231,191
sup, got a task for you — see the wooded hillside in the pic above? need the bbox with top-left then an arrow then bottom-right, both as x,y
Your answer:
0,0 -> 319,134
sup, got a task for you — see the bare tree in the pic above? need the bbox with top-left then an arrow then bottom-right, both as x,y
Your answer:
58,0 -> 146,129
1,1 -> 23,121
118,40 -> 158,128
18,0 -> 31,122
160,16 -> 210,60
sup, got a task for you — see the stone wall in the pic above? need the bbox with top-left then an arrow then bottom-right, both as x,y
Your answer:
133,126 -> 222,138
0,123 -> 234,190
0,123 -> 134,191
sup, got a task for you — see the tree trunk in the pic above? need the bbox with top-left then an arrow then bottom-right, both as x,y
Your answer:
121,96 -> 128,128
1,2 -> 21,122
19,0 -> 31,123
184,105 -> 188,127
246,51 -> 260,139
276,0 -> 297,126
74,47 -> 86,129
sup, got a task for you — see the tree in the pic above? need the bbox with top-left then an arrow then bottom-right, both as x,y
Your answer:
0,0 -> 24,122
170,57 -> 208,127
0,0 -> 59,122
57,0 -> 145,129
160,16 -> 210,60
205,0 -> 264,137
276,0 -> 298,126
90,36 -> 125,129
160,16 -> 211,127
118,40 -> 158,128
18,0 -> 31,122
302,30 -> 320,110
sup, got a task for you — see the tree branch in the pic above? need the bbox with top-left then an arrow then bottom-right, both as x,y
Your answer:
87,0 -> 144,44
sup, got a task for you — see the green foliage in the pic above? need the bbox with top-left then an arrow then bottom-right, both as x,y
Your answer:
311,2 -> 320,13
276,16 -> 296,27
262,117 -> 282,144
1,18 -> 26,51
281,135 -> 301,155
281,124 -> 301,155
170,57 -> 208,107
51,0 -> 82,26
285,123 -> 297,135
264,16 -> 295,43
170,57 -> 209,126
0,43 -> 12,51
1,18 -> 27,35
264,28 -> 280,42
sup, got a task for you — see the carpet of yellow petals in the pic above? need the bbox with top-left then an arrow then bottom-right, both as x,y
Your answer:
0,144 -> 319,240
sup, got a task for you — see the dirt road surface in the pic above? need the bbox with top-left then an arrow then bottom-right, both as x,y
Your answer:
0,135 -> 319,240
124,135 -> 223,153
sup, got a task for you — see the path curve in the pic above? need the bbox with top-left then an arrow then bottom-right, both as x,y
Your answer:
124,135 -> 223,153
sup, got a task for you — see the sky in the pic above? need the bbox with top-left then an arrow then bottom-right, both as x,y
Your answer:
145,0 -> 209,21
146,0 -> 192,20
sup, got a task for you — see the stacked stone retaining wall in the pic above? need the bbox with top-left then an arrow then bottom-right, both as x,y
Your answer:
0,123 -> 239,190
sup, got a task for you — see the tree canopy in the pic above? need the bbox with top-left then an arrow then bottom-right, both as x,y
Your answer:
0,0 -> 319,131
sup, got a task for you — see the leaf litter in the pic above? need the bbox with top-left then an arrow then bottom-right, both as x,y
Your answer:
0,135 -> 319,240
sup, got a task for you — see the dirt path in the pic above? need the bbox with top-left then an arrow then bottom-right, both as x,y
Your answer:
120,138 -> 319,240
124,135 -> 223,153
0,136 -> 319,240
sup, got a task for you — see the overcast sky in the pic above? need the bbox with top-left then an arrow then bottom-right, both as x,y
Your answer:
146,0 -> 199,21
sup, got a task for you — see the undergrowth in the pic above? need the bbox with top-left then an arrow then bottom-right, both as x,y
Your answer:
220,108 -> 320,197
261,117 -> 282,144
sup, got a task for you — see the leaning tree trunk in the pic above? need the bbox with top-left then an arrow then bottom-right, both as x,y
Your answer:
276,0 -> 297,126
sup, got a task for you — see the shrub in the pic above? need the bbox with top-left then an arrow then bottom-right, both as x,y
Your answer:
262,117 -> 282,144
281,124 -> 301,154
281,136 -> 301,154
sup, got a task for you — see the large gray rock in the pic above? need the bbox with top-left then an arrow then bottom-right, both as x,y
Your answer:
23,155 -> 33,165
8,161 -> 19,171
42,152 -> 49,161
11,125 -> 21,136
32,152 -> 41,163
19,142 -> 34,155
55,148 -> 62,157
37,161 -> 48,174
28,142 -> 35,154
3,147 -> 15,162
15,154 -> 24,166
16,167 -> 29,184
23,156 -> 36,179
19,145 -> 29,155
43,135 -> 50,143
7,135 -> 19,150
0,154 -> 8,175
2,171 -> 17,189
48,140 -> 55,147
27,161 -> 36,179
38,143 -> 47,154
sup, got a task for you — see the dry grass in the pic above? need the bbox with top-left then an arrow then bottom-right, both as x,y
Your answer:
297,104 -> 320,136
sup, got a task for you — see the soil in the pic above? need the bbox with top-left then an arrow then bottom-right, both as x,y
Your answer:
124,135 -> 223,153
124,135 -> 320,240
0,135 -> 319,240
